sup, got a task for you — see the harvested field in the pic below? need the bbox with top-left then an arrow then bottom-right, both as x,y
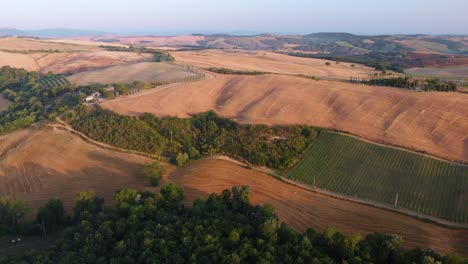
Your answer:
406,66 -> 468,79
102,74 -> 468,163
172,49 -> 375,78
0,96 -> 10,111
42,38 -> 128,48
91,35 -> 205,47
0,128 -> 152,219
0,37 -> 100,52
0,50 -> 152,74
167,158 -> 468,257
0,37 -> 152,73
68,62 -> 199,85
287,132 -> 468,223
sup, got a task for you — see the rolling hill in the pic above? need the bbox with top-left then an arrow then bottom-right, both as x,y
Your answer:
101,73 -> 468,163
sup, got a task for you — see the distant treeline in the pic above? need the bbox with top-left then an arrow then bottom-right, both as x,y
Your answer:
206,67 -> 268,75
71,108 -> 320,170
350,76 -> 457,92
285,52 -> 408,73
0,48 -> 61,54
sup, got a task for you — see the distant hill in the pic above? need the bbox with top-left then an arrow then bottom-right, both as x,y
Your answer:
0,28 -> 105,38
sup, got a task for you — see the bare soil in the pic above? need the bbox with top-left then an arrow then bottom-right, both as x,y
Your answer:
167,158 -> 468,257
0,128 -> 152,219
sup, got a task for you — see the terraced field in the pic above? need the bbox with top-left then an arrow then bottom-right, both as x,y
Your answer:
38,75 -> 71,88
287,132 -> 468,223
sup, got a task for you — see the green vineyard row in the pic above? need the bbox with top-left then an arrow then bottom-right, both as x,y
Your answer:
287,132 -> 468,223
38,75 -> 71,89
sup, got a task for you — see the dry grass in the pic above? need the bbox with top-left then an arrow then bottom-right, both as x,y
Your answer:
42,38 -> 128,48
0,50 -> 152,74
167,158 -> 468,257
102,74 -> 468,163
68,62 -> 199,85
90,35 -> 205,47
0,128 -> 152,219
172,49 -> 375,78
406,66 -> 468,79
0,37 -> 100,52
0,37 -> 152,74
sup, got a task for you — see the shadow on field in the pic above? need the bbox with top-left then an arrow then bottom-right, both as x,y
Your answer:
464,137 -> 468,163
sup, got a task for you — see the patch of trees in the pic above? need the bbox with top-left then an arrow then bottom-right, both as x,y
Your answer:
0,197 -> 29,234
154,53 -> 175,62
144,162 -> 167,186
206,67 -> 268,75
71,109 -> 320,170
0,196 -> 68,237
2,186 -> 465,263
99,45 -> 175,62
350,76 -> 457,91
0,66 -> 81,134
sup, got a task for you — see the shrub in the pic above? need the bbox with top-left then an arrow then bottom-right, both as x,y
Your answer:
144,162 -> 167,186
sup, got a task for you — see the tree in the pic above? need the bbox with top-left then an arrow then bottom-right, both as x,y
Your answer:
325,62 -> 331,66
0,196 -> 29,234
73,191 -> 104,220
144,162 -> 166,186
160,183 -> 184,208
176,152 -> 189,167
36,199 -> 66,234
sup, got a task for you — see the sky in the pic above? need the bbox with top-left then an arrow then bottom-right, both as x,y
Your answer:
1,0 -> 467,35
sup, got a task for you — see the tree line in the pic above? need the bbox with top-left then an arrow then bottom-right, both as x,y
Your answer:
350,76 -> 458,92
2,185 -> 466,264
206,67 -> 268,75
70,108 -> 320,170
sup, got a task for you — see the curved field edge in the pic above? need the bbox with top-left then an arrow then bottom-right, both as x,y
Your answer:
286,132 -> 468,224
1,127 -> 467,256
0,127 -> 153,220
100,73 -> 468,163
168,158 -> 468,257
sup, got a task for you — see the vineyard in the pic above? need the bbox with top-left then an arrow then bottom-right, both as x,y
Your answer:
38,75 -> 71,89
287,132 -> 468,223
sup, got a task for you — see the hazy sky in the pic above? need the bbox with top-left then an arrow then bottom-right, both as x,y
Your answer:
2,0 -> 467,35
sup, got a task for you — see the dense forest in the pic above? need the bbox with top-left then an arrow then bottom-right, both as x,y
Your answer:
2,185 -> 465,264
0,66 -> 80,134
71,108 -> 320,170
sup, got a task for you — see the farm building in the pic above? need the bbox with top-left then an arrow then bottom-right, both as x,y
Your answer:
85,95 -> 95,103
